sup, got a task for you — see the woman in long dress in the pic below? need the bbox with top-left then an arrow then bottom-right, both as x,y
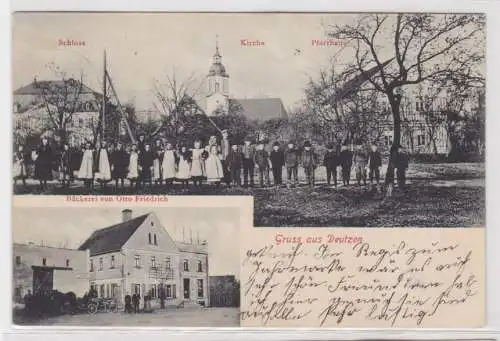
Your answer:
176,146 -> 191,190
204,135 -> 224,186
13,144 -> 27,187
78,141 -> 95,189
34,137 -> 53,190
127,144 -> 140,189
161,142 -> 177,187
190,139 -> 206,188
94,141 -> 112,189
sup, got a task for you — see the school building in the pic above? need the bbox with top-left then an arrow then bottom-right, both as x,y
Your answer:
12,243 -> 90,303
78,209 -> 209,306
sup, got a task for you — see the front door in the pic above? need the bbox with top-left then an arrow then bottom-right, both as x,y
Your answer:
32,268 -> 53,295
183,278 -> 190,299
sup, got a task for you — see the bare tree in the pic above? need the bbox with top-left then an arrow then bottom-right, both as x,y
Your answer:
327,13 -> 485,182
151,71 -> 205,139
304,63 -> 390,147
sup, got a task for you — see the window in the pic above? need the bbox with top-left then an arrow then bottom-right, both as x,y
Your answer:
417,134 -> 426,146
154,234 -> 157,245
148,233 -> 152,244
151,256 -> 156,269
110,255 -> 115,269
384,135 -> 393,147
42,258 -> 46,266
183,259 -> 189,272
106,284 -> 110,298
172,284 -> 176,298
151,221 -> 154,227
134,255 -> 141,268
15,256 -> 21,266
165,257 -> 171,270
99,257 -> 103,271
90,259 -> 94,272
166,285 -> 172,298
66,259 -> 70,267
197,279 -> 204,298
15,287 -> 22,299
215,82 -> 220,92
197,260 -> 203,272
99,284 -> 105,298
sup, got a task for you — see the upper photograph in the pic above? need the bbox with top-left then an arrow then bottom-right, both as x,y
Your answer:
11,12 -> 485,227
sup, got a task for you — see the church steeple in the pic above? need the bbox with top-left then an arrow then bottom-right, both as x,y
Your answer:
208,35 -> 228,77
206,35 -> 230,116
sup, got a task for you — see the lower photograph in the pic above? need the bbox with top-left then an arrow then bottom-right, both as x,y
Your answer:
11,196 -> 248,327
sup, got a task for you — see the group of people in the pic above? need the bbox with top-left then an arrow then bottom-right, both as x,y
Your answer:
13,130 -> 410,192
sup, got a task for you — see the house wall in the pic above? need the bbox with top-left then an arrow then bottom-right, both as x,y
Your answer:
12,243 -> 89,302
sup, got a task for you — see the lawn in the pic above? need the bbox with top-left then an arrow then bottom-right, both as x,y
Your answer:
13,163 -> 485,228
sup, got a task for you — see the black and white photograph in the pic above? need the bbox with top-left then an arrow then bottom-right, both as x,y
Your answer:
12,205 -> 240,326
12,12 -> 485,227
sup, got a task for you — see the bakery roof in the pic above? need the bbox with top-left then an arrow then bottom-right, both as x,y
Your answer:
14,79 -> 99,96
78,214 -> 149,256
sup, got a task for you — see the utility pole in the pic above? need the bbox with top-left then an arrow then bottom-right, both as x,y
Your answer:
102,50 -> 107,142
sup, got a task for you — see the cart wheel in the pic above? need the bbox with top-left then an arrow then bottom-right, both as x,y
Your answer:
109,304 -> 118,313
88,303 -> 97,314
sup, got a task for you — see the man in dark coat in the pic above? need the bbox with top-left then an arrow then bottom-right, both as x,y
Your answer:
323,142 -> 339,187
139,143 -> 154,188
353,142 -> 368,186
110,142 -> 129,189
339,144 -> 353,186
368,143 -> 382,185
285,141 -> 299,188
270,142 -> 284,187
301,141 -> 317,187
227,143 -> 243,187
34,137 -> 53,190
241,136 -> 255,187
394,145 -> 409,189
137,134 -> 146,155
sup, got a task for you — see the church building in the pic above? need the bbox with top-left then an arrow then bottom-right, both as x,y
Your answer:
205,39 -> 288,121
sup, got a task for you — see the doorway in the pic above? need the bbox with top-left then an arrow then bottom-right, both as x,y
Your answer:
183,278 -> 190,299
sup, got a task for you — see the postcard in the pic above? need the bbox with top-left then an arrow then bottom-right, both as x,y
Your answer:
11,12 -> 486,328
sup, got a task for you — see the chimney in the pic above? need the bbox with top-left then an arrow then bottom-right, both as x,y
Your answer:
122,209 -> 132,222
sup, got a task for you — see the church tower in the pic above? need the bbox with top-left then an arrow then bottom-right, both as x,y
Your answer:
206,36 -> 230,116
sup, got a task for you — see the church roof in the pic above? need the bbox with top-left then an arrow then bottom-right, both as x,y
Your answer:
231,98 -> 288,121
78,214 -> 149,256
208,63 -> 229,77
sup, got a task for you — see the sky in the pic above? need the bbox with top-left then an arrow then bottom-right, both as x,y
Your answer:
12,206 -> 241,278
12,12 -> 359,110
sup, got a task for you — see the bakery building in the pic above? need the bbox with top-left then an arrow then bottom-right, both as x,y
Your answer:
78,209 -> 209,306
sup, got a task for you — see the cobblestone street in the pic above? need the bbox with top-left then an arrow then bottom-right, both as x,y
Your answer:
14,307 -> 240,327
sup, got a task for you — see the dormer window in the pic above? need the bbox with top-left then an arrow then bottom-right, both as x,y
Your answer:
154,234 -> 157,245
148,233 -> 152,244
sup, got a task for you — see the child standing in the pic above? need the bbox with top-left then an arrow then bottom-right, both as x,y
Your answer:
139,143 -> 155,189
254,141 -> 271,187
176,146 -> 191,190
152,140 -> 164,186
284,141 -> 299,188
270,142 -> 285,187
227,143 -> 243,187
190,140 -> 206,188
127,144 -> 140,189
368,143 -> 382,186
205,136 -> 224,187
323,142 -> 339,187
59,143 -> 72,188
161,142 -> 177,187
339,144 -> 353,186
301,141 -> 317,188
13,145 -> 27,187
94,141 -> 112,190
78,141 -> 95,190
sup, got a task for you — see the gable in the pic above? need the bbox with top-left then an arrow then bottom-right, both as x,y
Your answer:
78,214 -> 148,256
122,213 -> 179,253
